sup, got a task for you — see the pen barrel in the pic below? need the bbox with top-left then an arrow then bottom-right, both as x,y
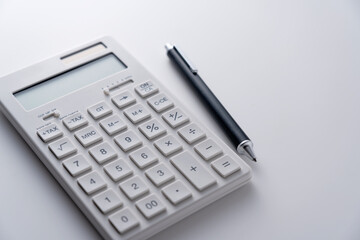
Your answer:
167,49 -> 250,147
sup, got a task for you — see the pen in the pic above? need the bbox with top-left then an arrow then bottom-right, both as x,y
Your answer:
165,44 -> 257,162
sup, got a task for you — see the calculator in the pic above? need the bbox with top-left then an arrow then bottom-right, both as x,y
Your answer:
0,37 -> 251,240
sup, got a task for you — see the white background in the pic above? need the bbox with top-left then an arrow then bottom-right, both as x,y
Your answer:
0,0 -> 359,239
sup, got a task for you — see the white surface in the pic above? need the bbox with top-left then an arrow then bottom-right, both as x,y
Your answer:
0,0 -> 359,240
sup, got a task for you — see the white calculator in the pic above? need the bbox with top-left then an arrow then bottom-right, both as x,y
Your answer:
0,37 -> 251,240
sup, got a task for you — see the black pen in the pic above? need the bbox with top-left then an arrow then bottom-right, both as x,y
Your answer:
165,44 -> 257,162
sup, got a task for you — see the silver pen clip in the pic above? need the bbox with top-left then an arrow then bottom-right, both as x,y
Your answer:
173,46 -> 198,74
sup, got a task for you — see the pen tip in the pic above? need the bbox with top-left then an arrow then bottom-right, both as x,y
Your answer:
165,43 -> 174,51
243,145 -> 257,162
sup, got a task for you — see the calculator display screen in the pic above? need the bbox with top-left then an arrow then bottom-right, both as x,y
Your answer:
14,54 -> 127,110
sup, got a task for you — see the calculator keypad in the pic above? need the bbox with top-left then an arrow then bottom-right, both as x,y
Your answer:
41,79 -> 246,238
37,123 -> 63,142
63,155 -> 91,177
147,93 -> 174,113
135,81 -> 159,97
129,147 -> 158,169
114,131 -> 142,152
63,112 -> 88,131
78,171 -> 107,195
162,108 -> 189,128
154,135 -> 182,156
48,137 -> 77,159
145,163 -> 175,187
93,189 -> 123,214
123,104 -> 151,124
138,119 -> 166,140
194,139 -> 223,161
89,142 -> 117,164
120,176 -> 149,200
109,208 -> 140,234
104,160 -> 133,182
99,115 -> 127,136
112,91 -> 136,109
162,181 -> 192,205
211,156 -> 241,178
178,123 -> 206,144
171,152 -> 217,191
135,194 -> 166,219
88,102 -> 113,120
75,126 -> 103,147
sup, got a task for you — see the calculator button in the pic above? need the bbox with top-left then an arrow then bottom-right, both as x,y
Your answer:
99,115 -> 127,136
89,142 -> 117,164
37,123 -> 63,142
87,102 -> 113,120
147,93 -> 174,113
178,123 -> 206,144
120,176 -> 149,200
170,152 -> 216,191
123,104 -> 151,124
93,189 -> 123,214
109,208 -> 139,234
49,138 -> 77,159
74,126 -> 103,147
135,194 -> 166,219
162,181 -> 192,205
62,113 -> 88,131
162,108 -> 189,128
104,159 -> 133,182
138,119 -> 167,140
194,139 -> 223,161
78,171 -> 107,195
154,135 -> 182,157
62,155 -> 91,177
145,163 -> 175,187
129,147 -> 158,169
112,91 -> 136,109
135,81 -> 159,98
211,156 -> 241,178
114,131 -> 142,152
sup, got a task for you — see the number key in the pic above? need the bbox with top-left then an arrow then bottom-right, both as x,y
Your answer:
135,194 -> 166,219
93,189 -> 123,214
145,163 -> 175,187
78,171 -> 107,195
129,147 -> 158,169
89,142 -> 117,164
120,176 -> 149,200
109,208 -> 139,234
63,155 -> 91,177
104,159 -> 133,182
114,131 -> 142,152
